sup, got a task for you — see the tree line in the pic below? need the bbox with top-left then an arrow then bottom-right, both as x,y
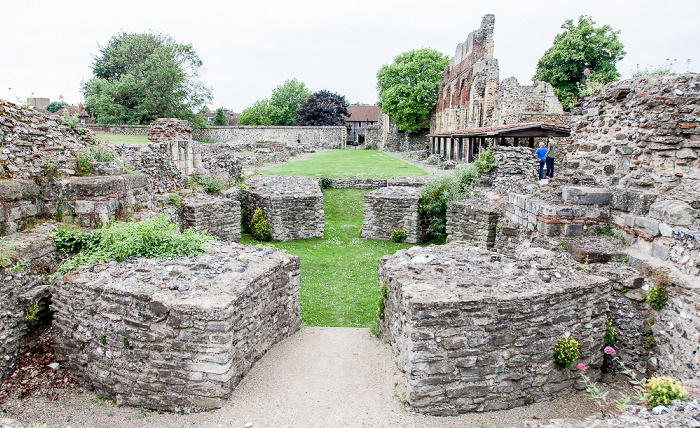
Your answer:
81,16 -> 624,130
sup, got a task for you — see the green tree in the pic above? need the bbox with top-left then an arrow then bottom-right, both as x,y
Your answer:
376,48 -> 449,133
82,32 -> 212,126
533,15 -> 625,110
213,108 -> 228,126
237,99 -> 273,126
269,78 -> 310,126
45,101 -> 68,113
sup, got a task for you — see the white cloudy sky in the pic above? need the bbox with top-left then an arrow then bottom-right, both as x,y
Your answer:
1,0 -> 698,112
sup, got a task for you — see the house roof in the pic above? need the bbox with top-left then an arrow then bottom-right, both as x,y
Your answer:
55,105 -> 89,117
346,105 -> 381,122
428,122 -> 570,138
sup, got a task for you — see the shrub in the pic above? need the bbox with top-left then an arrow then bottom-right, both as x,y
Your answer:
24,302 -> 40,324
646,286 -> 667,310
391,229 -> 407,243
54,214 -> 213,276
641,376 -> 687,408
250,208 -> 270,241
53,227 -> 102,254
553,337 -> 579,368
318,177 -> 333,190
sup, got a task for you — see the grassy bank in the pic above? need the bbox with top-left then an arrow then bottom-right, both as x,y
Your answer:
261,149 -> 427,179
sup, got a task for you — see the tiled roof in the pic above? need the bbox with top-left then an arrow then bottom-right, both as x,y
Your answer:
346,105 -> 381,122
428,122 -> 570,137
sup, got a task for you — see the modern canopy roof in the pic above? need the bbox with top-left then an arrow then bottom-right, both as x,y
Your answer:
428,122 -> 570,138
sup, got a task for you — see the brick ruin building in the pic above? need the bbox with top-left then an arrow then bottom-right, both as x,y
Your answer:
430,14 -> 565,134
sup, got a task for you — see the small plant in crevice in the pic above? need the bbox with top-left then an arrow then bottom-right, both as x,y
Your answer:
376,281 -> 387,321
594,225 -> 615,236
123,339 -> 132,349
42,156 -> 59,178
167,194 -> 182,205
391,229 -> 407,243
250,208 -> 270,241
553,336 -> 579,368
318,177 -> 333,190
603,316 -> 616,350
645,286 -> 667,310
24,301 -> 40,324
642,376 -> 688,408
99,335 -> 107,345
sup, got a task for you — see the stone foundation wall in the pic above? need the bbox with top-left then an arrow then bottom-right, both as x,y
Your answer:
446,198 -> 502,248
506,187 -> 611,236
182,194 -> 241,243
192,126 -> 346,149
328,176 -> 428,189
361,186 -> 428,243
52,243 -> 301,412
378,243 -> 609,415
242,175 -> 323,241
40,173 -> 152,227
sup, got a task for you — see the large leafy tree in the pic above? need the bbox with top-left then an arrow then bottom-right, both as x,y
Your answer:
376,48 -> 449,133
237,99 -> 273,126
533,15 -> 625,110
295,90 -> 349,126
269,78 -> 310,126
82,32 -> 212,126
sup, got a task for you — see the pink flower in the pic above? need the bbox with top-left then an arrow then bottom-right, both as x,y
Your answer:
604,346 -> 616,356
577,363 -> 586,370
584,245 -> 590,251
584,68 -> 591,76
634,385 -> 642,390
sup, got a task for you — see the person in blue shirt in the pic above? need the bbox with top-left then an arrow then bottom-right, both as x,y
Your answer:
535,141 -> 548,180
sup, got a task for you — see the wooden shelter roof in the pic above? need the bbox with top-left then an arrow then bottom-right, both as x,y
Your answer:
428,122 -> 570,138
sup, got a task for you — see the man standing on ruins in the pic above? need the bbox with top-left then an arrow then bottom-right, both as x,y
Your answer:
546,136 -> 557,179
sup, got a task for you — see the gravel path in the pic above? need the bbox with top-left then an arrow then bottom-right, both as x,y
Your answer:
2,327 -> 601,428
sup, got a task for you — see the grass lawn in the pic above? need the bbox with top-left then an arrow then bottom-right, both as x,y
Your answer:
241,189 -> 428,328
261,149 -> 427,179
95,134 -> 150,145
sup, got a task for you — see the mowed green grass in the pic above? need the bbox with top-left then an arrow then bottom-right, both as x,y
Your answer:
95,134 -> 150,145
261,149 -> 427,179
241,189 -> 418,327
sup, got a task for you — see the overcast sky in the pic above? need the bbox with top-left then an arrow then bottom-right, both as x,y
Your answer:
2,0 -> 698,113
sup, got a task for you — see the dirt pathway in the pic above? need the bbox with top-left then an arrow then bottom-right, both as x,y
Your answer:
3,328 -> 600,428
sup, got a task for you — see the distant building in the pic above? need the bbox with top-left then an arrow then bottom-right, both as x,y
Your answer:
26,97 -> 50,111
200,107 -> 239,126
54,105 -> 94,125
346,105 -> 381,145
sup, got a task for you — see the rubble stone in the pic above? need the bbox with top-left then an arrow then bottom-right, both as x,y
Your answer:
361,187 -> 428,244
52,243 -> 301,412
378,242 -> 609,415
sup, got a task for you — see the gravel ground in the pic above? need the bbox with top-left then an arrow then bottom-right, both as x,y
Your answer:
1,327 -> 603,428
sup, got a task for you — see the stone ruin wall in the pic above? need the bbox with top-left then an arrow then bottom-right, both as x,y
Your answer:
361,186 -> 429,244
147,118 -> 203,176
180,194 -> 241,243
430,15 -> 564,135
491,78 -> 565,126
241,175 -> 324,241
52,243 -> 301,411
378,243 -> 609,415
192,126 -> 346,150
446,198 -> 502,248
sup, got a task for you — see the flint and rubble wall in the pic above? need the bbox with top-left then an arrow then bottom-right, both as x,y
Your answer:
52,244 -> 301,412
192,126 -> 346,149
242,176 -> 324,241
361,187 -> 428,244
446,198 -> 502,248
181,195 -> 241,243
377,244 -> 609,415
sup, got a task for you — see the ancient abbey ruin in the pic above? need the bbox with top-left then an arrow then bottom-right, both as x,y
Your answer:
0,14 -> 699,427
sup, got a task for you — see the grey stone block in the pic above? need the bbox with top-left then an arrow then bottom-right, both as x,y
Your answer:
562,186 -> 612,205
649,200 -> 698,226
611,188 -> 658,215
634,217 -> 660,236
651,242 -> 670,260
